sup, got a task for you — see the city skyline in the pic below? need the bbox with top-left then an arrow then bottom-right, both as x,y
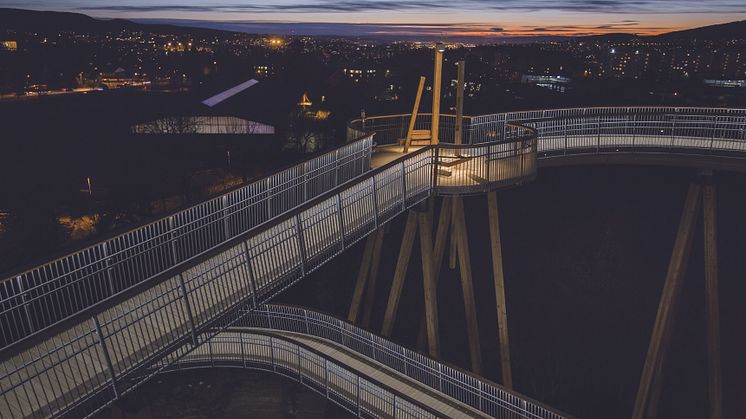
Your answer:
3,0 -> 746,38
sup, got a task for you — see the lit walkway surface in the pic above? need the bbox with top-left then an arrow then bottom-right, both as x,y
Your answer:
1,107 -> 746,418
157,306 -> 567,419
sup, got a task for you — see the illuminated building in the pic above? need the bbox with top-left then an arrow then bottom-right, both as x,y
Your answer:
0,41 -> 17,51
343,68 -> 377,82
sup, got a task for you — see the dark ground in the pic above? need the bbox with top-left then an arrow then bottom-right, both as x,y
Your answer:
103,369 -> 351,419
276,164 -> 746,419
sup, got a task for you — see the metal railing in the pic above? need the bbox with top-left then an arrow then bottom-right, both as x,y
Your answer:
3,107 -> 746,419
0,136 -> 373,348
175,305 -> 565,419
154,330 -> 449,419
349,107 -> 746,156
0,146 -> 435,419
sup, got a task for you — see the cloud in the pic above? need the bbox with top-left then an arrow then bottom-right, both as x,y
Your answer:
77,0 -> 746,15
491,27 -> 504,32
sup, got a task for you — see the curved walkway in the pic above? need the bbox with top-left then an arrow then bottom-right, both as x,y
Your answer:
171,329 -> 485,419
151,304 -> 569,419
2,107 -> 746,418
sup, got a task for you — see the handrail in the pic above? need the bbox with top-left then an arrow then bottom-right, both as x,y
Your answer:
156,329 -> 473,419
0,135 -> 374,348
0,145 -> 438,419
209,305 -> 570,419
2,107 -> 746,419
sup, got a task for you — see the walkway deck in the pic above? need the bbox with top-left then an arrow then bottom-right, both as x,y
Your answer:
3,107 -> 746,419
180,329 -> 487,418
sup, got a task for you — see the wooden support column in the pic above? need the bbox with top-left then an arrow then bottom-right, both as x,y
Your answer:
703,179 -> 722,419
381,211 -> 418,337
644,274 -> 683,419
453,196 -> 483,375
404,77 -> 426,153
449,198 -> 458,269
419,206 -> 440,358
487,191 -> 513,388
361,228 -> 385,329
631,183 -> 701,419
348,231 -> 377,323
454,60 -> 465,146
417,197 -> 453,350
431,46 -> 444,145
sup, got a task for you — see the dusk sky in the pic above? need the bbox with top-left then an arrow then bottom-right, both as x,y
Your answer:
4,0 -> 746,38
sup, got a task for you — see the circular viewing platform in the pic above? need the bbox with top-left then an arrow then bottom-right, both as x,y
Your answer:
348,107 -> 746,195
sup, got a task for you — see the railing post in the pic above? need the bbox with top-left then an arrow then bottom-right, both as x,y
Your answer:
671,113 -> 677,147
222,195 -> 231,240
16,275 -> 35,334
295,214 -> 307,276
304,308 -> 310,334
303,161 -> 309,203
102,242 -> 116,296
270,336 -> 276,371
356,374 -> 361,416
432,147 -> 439,191
297,344 -> 302,379
266,177 -> 272,219
335,149 -> 341,185
597,115 -> 601,152
92,316 -> 119,399
168,215 -> 179,265
400,162 -> 407,210
336,194 -> 346,249
241,241 -> 259,307
438,363 -> 443,392
710,116 -> 719,152
479,381 -> 484,412
563,118 -> 568,155
371,176 -> 379,229
393,394 -> 398,418
240,333 -> 246,368
324,358 -> 330,398
177,273 -> 199,347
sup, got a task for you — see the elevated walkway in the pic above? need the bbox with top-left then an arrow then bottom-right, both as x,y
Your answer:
2,107 -> 746,418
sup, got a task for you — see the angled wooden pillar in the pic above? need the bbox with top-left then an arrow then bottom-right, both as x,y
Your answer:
453,196 -> 483,375
361,227 -> 386,329
645,265 -> 684,419
703,179 -> 722,419
348,229 -> 381,324
381,211 -> 418,337
631,183 -> 701,419
449,198 -> 458,269
419,206 -> 440,358
487,191 -> 513,388
403,77 -> 426,153
417,197 -> 453,350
